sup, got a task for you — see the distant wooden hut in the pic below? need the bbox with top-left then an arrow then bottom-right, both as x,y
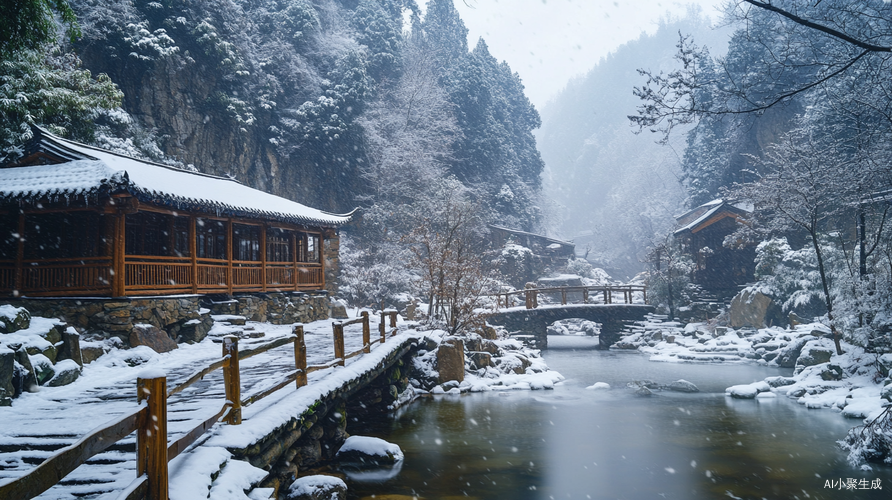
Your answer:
0,127 -> 352,298
674,199 -> 754,299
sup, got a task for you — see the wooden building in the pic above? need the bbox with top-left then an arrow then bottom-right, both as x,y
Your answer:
0,127 -> 352,298
674,199 -> 755,299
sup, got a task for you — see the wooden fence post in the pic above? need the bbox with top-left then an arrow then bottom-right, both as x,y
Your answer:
561,290 -> 567,305
379,312 -> 386,342
389,310 -> 397,329
583,289 -> 589,304
643,286 -> 647,304
222,336 -> 242,425
361,311 -> 371,353
293,324 -> 307,388
137,374 -> 169,500
333,322 -> 345,366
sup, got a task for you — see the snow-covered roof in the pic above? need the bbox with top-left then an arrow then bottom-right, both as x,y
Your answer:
488,224 -> 574,247
674,199 -> 751,235
0,127 -> 353,228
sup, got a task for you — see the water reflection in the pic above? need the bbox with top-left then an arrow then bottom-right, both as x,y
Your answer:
347,336 -> 891,499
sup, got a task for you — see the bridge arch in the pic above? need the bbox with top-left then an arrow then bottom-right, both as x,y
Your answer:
486,304 -> 655,349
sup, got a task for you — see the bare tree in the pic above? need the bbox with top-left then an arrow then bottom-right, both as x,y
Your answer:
631,1 -> 892,139
405,178 -> 492,335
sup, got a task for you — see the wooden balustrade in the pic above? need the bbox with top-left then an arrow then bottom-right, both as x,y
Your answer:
491,284 -> 648,310
1,313 -> 401,500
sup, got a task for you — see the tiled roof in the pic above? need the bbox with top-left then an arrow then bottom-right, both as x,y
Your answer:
0,127 -> 353,227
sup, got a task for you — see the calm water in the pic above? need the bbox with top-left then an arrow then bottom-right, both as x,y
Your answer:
344,336 -> 891,499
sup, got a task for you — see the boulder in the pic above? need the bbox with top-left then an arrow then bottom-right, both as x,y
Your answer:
729,289 -> 784,329
468,351 -> 493,370
0,347 -> 14,400
0,305 -> 31,333
285,475 -> 347,500
773,336 -> 812,368
479,325 -> 499,340
881,383 -> 892,403
820,364 -> 843,381
335,436 -> 404,466
436,339 -> 464,384
129,324 -> 178,353
664,379 -> 699,393
46,359 -> 81,387
14,348 -> 38,392
176,316 -> 213,344
56,328 -> 83,367
80,344 -> 107,365
31,354 -> 55,385
796,340 -> 834,369
329,300 -> 349,320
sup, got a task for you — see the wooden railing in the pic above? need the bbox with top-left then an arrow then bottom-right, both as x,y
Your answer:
18,257 -> 113,295
492,284 -> 647,310
123,256 -> 323,296
0,315 -> 403,500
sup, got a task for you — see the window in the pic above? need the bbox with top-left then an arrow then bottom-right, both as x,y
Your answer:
25,212 -> 105,259
125,211 -> 190,257
197,218 -> 227,260
0,214 -> 16,260
294,232 -> 320,263
266,228 -> 293,262
232,224 -> 261,262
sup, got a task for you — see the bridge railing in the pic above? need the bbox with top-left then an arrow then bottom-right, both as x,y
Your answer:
0,314 -> 403,500
491,284 -> 647,310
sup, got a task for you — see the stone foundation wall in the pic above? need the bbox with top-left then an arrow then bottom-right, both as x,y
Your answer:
4,292 -> 331,346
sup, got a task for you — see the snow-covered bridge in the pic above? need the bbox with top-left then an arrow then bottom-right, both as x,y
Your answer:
487,303 -> 654,349
0,314 -> 422,500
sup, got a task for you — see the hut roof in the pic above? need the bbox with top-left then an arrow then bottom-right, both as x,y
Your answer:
1,127 -> 353,227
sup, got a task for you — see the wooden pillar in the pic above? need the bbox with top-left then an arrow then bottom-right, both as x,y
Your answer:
332,322 -> 345,366
222,336 -> 241,424
291,231 -> 298,290
260,225 -> 267,292
583,289 -> 589,304
319,232 -> 326,291
361,311 -> 371,353
13,212 -> 24,294
112,212 -> 126,297
603,289 -> 608,304
137,374 -> 169,500
293,324 -> 307,388
389,311 -> 397,329
226,221 -> 233,296
643,287 -> 647,304
190,216 -> 198,294
561,289 -> 567,305
379,312 -> 386,343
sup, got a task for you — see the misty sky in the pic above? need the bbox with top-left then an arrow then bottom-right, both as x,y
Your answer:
452,0 -> 725,109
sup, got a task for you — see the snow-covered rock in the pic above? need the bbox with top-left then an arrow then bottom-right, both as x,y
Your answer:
285,475 -> 347,500
335,436 -> 403,466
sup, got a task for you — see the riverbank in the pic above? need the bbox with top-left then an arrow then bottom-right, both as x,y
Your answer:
610,314 -> 892,467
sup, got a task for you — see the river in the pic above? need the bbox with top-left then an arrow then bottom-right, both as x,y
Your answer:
345,335 -> 891,499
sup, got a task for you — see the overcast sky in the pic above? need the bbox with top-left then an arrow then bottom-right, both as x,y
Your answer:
451,0 -> 726,109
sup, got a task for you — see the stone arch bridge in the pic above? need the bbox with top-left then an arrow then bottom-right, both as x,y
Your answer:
486,303 -> 655,349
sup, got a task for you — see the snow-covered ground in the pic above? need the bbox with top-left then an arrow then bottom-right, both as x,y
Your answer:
0,309 -> 566,499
